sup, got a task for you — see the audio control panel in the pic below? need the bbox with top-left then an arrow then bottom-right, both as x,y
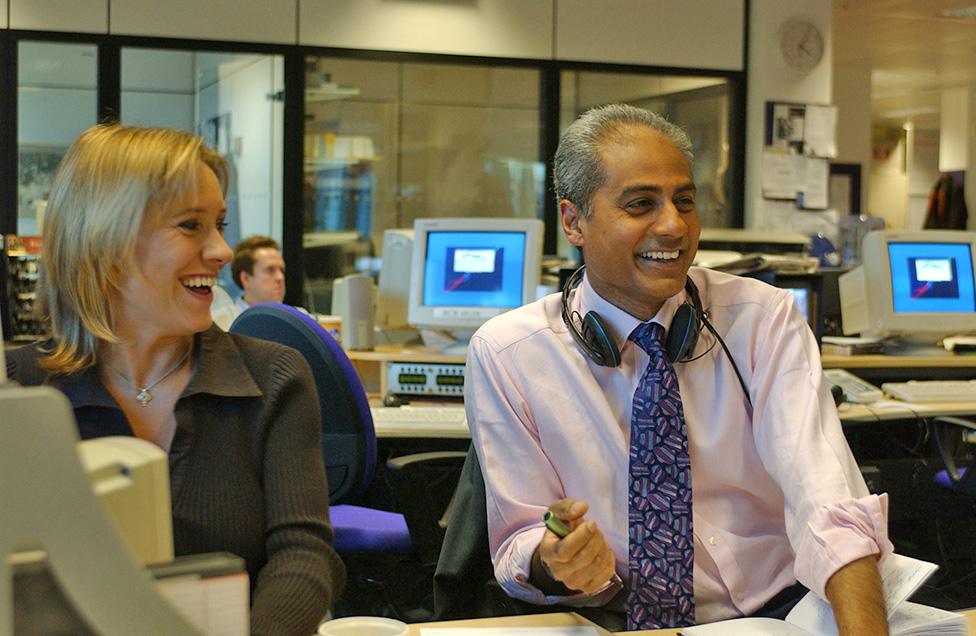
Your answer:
387,362 -> 465,396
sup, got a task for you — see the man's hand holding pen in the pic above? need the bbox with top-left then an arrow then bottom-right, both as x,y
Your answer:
532,498 -> 619,595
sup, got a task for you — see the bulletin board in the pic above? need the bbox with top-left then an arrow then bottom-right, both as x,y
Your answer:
761,101 -> 837,210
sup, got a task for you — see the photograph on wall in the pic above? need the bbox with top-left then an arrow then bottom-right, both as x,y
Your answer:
17,146 -> 67,221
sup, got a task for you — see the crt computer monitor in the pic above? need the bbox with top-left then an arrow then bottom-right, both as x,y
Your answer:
839,230 -> 976,348
407,217 -> 543,352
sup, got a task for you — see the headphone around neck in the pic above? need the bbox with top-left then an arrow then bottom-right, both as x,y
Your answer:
560,265 -> 702,367
560,265 -> 752,407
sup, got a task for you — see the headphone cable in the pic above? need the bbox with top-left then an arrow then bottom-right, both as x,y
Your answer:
701,315 -> 752,410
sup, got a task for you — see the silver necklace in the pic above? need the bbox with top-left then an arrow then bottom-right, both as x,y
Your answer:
107,347 -> 192,407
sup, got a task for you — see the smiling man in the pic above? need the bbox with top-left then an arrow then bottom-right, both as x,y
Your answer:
464,104 -> 891,634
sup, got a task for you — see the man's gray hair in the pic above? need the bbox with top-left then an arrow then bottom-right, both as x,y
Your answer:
553,103 -> 694,218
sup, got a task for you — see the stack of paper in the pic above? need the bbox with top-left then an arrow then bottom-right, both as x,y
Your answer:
681,554 -> 966,635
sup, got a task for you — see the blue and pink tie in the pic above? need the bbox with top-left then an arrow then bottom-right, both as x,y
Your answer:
627,321 -> 695,629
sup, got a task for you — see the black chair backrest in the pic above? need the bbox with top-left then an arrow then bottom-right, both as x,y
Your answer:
432,446 -> 494,619
230,303 -> 376,503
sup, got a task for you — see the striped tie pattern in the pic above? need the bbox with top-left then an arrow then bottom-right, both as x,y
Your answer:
627,321 -> 695,629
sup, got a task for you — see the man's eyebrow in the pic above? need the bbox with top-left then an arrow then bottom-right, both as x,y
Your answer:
619,184 -> 662,198
618,182 -> 697,197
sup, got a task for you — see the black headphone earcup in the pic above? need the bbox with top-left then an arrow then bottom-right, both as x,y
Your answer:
580,311 -> 621,367
666,303 -> 700,363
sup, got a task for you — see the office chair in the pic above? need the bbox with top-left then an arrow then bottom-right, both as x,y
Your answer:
230,303 -> 375,505
918,415 -> 976,602
229,303 -> 465,616
931,416 -> 976,497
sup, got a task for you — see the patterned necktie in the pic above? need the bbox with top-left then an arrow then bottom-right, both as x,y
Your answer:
627,321 -> 695,630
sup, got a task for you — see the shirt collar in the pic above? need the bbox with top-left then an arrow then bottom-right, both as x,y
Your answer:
184,325 -> 263,398
50,324 -> 263,408
571,270 -> 687,350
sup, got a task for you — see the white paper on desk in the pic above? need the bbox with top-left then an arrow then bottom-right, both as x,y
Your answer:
783,553 -> 940,635
679,616 -> 813,635
887,601 -> 967,634
420,628 -> 599,635
878,553 -> 938,615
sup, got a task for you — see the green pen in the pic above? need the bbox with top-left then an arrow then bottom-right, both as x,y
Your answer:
543,510 -> 572,538
541,509 -> 625,593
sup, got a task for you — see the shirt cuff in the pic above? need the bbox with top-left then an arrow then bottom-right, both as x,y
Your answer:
794,493 -> 893,599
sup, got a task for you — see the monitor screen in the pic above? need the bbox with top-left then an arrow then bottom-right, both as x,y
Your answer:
888,242 -> 976,314
407,218 -> 543,341
422,231 -> 526,309
839,230 -> 976,344
771,273 -> 823,342
787,286 -> 809,320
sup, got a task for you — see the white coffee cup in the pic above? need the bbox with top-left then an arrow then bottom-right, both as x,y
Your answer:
318,616 -> 408,636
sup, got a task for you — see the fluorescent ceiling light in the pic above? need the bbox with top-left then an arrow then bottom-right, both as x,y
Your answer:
941,6 -> 976,18
877,106 -> 939,119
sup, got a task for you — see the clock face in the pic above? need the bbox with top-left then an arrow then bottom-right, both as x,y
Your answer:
780,19 -> 824,74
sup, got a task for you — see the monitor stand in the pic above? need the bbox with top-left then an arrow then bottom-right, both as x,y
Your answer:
441,339 -> 471,357
419,328 -> 472,357
882,336 -> 953,357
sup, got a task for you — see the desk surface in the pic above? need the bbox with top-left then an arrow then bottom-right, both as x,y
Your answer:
406,608 -> 976,635
371,399 -> 976,439
358,346 -> 976,438
821,353 -> 976,369
351,346 -> 976,371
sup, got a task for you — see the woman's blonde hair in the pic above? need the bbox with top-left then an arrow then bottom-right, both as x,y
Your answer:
40,124 -> 227,375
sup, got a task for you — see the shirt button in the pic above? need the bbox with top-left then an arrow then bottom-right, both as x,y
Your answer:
708,536 -> 717,545
736,591 -> 745,602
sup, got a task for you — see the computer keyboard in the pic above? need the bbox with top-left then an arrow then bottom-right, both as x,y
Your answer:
881,380 -> 976,403
369,405 -> 468,428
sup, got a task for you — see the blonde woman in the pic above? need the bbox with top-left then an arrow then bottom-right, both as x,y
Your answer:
6,124 -> 345,635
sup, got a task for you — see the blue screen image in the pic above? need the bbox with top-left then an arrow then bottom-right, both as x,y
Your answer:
423,231 -> 526,308
888,242 -> 976,313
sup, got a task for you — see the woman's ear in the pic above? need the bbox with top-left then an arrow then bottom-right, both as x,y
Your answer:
560,200 -> 585,248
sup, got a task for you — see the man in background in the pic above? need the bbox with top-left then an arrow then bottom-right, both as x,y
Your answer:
231,235 -> 286,312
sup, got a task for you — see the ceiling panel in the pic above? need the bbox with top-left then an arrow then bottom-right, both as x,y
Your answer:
834,0 -> 976,128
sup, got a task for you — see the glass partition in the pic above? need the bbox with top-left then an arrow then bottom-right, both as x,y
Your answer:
302,56 -> 542,312
17,41 -> 98,236
121,47 -> 284,292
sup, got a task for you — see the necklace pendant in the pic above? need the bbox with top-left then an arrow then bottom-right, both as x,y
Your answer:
135,388 -> 153,407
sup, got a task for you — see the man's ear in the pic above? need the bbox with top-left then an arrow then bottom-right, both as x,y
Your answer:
560,199 -> 585,248
239,270 -> 253,291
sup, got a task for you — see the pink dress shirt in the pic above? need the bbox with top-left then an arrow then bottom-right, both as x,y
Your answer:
464,267 -> 892,624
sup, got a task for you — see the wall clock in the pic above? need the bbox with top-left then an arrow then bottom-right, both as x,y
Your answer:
780,18 -> 824,74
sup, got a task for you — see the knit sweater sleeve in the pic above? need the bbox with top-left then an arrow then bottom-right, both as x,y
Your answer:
248,346 -> 346,635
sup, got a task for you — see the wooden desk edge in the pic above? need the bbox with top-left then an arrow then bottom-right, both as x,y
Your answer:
406,607 -> 976,635
822,353 -> 976,369
406,611 -> 612,635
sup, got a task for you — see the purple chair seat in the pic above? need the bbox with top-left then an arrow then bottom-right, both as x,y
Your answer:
934,466 -> 969,491
331,504 -> 414,553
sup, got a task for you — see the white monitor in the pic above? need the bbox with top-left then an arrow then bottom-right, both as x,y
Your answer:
77,436 -> 174,565
407,217 -> 543,351
839,230 -> 976,350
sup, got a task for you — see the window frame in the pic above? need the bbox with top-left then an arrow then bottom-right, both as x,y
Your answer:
0,29 -> 745,314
